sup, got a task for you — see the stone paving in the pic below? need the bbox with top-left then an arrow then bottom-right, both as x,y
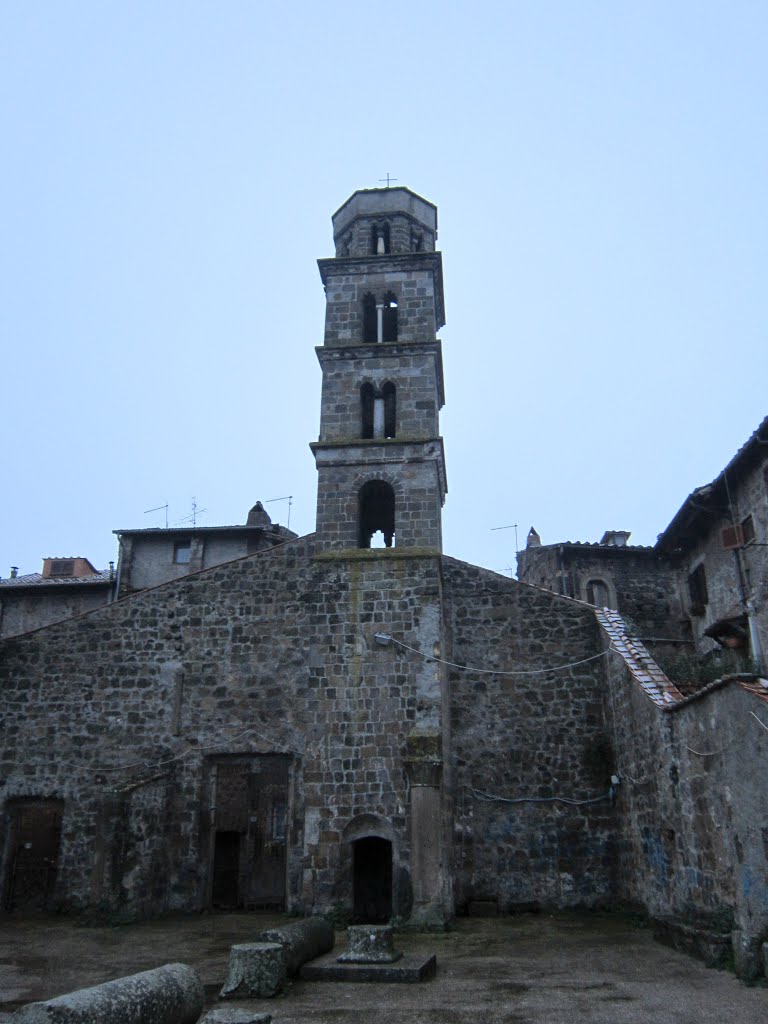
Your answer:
0,911 -> 765,1024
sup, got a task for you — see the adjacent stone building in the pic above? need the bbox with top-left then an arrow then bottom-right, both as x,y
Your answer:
519,415 -> 768,682
2,188 -> 767,977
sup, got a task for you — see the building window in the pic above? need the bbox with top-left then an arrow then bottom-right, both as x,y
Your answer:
49,559 -> 75,577
382,381 -> 396,438
362,292 -> 398,344
361,382 -> 375,439
362,293 -> 377,343
688,563 -> 708,614
382,293 -> 398,342
174,541 -> 191,564
585,579 -> 610,608
741,513 -> 756,545
358,480 -> 395,548
371,221 -> 390,254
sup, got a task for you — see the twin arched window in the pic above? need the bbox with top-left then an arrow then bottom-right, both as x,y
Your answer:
361,382 -> 396,439
362,292 -> 398,344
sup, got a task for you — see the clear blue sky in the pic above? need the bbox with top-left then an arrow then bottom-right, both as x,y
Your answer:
2,2 -> 766,578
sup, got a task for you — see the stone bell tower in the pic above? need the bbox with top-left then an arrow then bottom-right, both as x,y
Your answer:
311,187 -> 447,550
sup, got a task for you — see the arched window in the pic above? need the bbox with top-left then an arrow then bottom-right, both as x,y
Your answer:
371,221 -> 390,255
382,292 -> 398,342
362,293 -> 377,344
586,579 -> 611,608
361,382 -> 375,439
358,480 -> 395,549
382,381 -> 396,438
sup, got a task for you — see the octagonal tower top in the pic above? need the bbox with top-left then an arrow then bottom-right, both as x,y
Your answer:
331,187 -> 438,258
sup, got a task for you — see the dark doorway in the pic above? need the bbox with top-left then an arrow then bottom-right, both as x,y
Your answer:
209,756 -> 289,910
212,831 -> 241,908
352,836 -> 393,922
4,800 -> 63,912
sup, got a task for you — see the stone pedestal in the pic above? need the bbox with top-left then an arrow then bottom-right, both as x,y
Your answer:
219,943 -> 286,1000
337,925 -> 402,964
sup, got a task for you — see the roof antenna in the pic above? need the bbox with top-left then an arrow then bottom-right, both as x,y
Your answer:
266,495 -> 293,531
492,523 -> 519,552
144,503 -> 169,528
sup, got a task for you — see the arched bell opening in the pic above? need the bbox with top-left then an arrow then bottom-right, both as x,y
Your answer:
382,381 -> 396,438
352,836 -> 393,923
382,292 -> 398,342
358,480 -> 395,549
362,293 -> 377,344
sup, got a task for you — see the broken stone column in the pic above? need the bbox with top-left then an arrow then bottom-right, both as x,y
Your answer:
219,943 -> 286,999
337,924 -> 402,964
8,963 -> 203,1024
405,731 -> 450,927
258,916 -> 335,975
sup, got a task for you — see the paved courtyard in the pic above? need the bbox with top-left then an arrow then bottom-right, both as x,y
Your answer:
0,911 -> 765,1023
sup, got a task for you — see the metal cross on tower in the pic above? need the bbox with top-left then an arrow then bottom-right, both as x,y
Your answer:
378,173 -> 398,187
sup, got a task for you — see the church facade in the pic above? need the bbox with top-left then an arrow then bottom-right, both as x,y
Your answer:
2,188 -> 767,977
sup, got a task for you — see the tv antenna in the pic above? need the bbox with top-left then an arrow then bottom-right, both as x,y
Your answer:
144,503 -> 169,528
266,495 -> 293,531
492,523 -> 519,552
175,497 -> 207,527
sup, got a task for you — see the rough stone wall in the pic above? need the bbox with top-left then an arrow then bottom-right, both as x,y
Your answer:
604,647 -> 768,945
335,214 -> 436,257
313,454 -> 444,551
517,544 -> 686,640
442,559 -> 617,910
0,587 -> 113,640
317,344 -> 441,442
321,260 -> 440,345
0,539 -> 448,918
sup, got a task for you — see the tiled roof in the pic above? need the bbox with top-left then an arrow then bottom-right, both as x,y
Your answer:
0,571 -> 113,588
523,540 -> 654,552
596,608 -> 686,706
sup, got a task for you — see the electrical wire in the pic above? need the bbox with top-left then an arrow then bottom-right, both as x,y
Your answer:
471,786 -> 610,806
385,636 -> 612,676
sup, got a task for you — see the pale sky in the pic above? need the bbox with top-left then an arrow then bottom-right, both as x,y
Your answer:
2,2 -> 766,579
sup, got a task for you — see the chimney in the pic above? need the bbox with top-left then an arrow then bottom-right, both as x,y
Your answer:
526,527 -> 541,548
10,566 -> 18,579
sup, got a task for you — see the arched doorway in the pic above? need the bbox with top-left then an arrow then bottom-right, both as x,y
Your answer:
352,836 -> 393,922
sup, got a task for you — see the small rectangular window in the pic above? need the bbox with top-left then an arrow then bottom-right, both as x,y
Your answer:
741,514 -> 756,546
688,563 -> 708,612
49,559 -> 75,576
173,541 -> 191,564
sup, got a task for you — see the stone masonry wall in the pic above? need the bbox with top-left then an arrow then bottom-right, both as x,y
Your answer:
317,344 -> 441,442
321,260 -> 440,346
335,214 -> 436,257
604,645 -> 768,948
0,538 -> 448,918
442,560 -> 617,911
517,545 -> 686,641
313,455 -> 444,551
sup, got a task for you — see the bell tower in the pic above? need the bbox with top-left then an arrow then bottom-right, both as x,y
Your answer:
312,187 -> 447,551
